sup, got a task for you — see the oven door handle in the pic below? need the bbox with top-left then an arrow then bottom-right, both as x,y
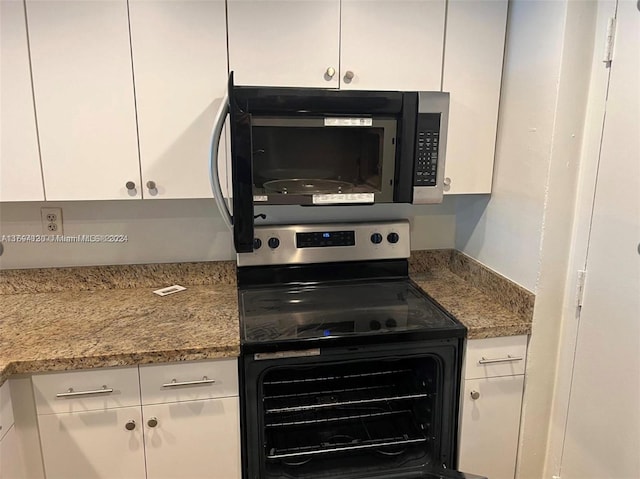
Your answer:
209,91 -> 233,231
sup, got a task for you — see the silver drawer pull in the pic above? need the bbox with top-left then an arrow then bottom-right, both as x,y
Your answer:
478,355 -> 523,365
56,385 -> 113,398
162,376 -> 215,388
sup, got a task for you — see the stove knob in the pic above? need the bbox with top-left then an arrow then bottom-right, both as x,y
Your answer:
370,233 -> 383,244
387,232 -> 400,244
369,320 -> 381,331
268,237 -> 280,249
253,238 -> 262,250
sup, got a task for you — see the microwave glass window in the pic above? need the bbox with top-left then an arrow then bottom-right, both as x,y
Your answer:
251,121 -> 396,200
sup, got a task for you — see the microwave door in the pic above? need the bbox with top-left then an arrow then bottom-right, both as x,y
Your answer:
228,72 -> 255,253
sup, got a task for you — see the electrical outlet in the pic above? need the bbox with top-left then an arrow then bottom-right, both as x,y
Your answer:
41,207 -> 63,235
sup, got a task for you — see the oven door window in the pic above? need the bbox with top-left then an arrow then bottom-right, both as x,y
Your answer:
251,117 -> 397,204
261,356 -> 442,478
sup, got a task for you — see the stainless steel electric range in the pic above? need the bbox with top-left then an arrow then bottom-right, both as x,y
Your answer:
236,220 -> 485,479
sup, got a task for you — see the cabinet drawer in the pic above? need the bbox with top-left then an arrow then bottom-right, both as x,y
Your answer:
32,367 -> 140,415
139,359 -> 238,405
0,381 -> 14,440
464,335 -> 528,379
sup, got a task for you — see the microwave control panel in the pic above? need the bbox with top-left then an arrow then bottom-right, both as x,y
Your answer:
413,113 -> 441,187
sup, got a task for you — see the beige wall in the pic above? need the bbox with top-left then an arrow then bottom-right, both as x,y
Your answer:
0,199 -> 456,269
455,1 -> 599,478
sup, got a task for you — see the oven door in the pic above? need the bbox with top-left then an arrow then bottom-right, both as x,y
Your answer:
240,340 -> 474,479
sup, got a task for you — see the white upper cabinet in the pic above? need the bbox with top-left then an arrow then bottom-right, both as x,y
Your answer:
26,0 -> 141,200
129,0 -> 229,200
442,0 -> 508,194
227,0 -> 444,91
227,0 -> 341,88
340,0 -> 445,91
0,0 -> 43,202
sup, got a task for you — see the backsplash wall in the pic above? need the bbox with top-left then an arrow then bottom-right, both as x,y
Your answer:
0,198 -> 456,269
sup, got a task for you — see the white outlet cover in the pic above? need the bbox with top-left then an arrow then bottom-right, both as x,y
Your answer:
40,207 -> 63,235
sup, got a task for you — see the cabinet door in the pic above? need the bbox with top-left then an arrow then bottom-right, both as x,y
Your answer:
143,397 -> 240,479
340,0 -> 445,91
0,426 -> 26,479
38,406 -> 145,479
458,375 -> 524,479
26,0 -> 141,200
227,0 -> 340,88
129,0 -> 230,199
442,0 -> 508,194
0,0 -> 43,201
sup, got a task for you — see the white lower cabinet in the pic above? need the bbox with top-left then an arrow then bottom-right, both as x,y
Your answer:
0,425 -> 26,479
458,375 -> 525,479
458,335 -> 528,479
33,359 -> 240,479
143,398 -> 240,479
38,406 -> 146,479
0,381 -> 28,479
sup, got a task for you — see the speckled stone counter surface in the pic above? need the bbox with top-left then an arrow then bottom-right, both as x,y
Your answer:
409,250 -> 534,339
0,262 -> 239,386
0,253 -> 534,386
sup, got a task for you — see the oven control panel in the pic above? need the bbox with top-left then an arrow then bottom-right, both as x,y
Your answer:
237,221 -> 410,267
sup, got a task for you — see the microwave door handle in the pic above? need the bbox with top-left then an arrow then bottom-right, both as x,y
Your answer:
209,91 -> 233,230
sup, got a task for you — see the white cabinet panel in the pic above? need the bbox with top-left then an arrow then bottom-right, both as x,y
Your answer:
228,0 -> 340,88
143,398 -> 241,479
26,0 -> 140,200
38,406 -> 146,479
340,0 -> 445,91
32,367 -> 140,415
0,0 -> 43,202
458,375 -> 524,479
140,359 -> 238,405
129,0 -> 229,199
0,382 -> 13,441
442,0 -> 508,194
0,425 -> 26,479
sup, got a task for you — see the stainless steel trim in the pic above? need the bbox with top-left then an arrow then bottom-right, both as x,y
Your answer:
478,355 -> 524,365
209,92 -> 232,230
56,385 -> 113,398
237,220 -> 410,267
266,437 -> 426,459
162,377 -> 216,388
412,91 -> 449,204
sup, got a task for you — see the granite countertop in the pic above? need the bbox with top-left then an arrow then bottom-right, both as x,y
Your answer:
0,262 -> 240,386
0,252 -> 534,386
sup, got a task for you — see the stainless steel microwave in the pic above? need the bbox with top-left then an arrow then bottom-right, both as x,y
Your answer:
210,73 -> 449,253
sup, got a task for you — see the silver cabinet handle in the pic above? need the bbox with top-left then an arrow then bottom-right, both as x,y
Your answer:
470,390 -> 480,400
326,67 -> 336,78
125,181 -> 136,190
478,355 -> 523,364
343,70 -> 355,82
443,177 -> 451,186
125,420 -> 136,431
146,180 -> 156,190
161,376 -> 215,388
56,385 -> 114,398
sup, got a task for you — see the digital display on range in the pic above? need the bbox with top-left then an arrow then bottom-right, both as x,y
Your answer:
296,230 -> 355,248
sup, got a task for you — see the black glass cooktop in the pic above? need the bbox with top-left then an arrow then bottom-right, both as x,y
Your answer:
239,279 -> 465,347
